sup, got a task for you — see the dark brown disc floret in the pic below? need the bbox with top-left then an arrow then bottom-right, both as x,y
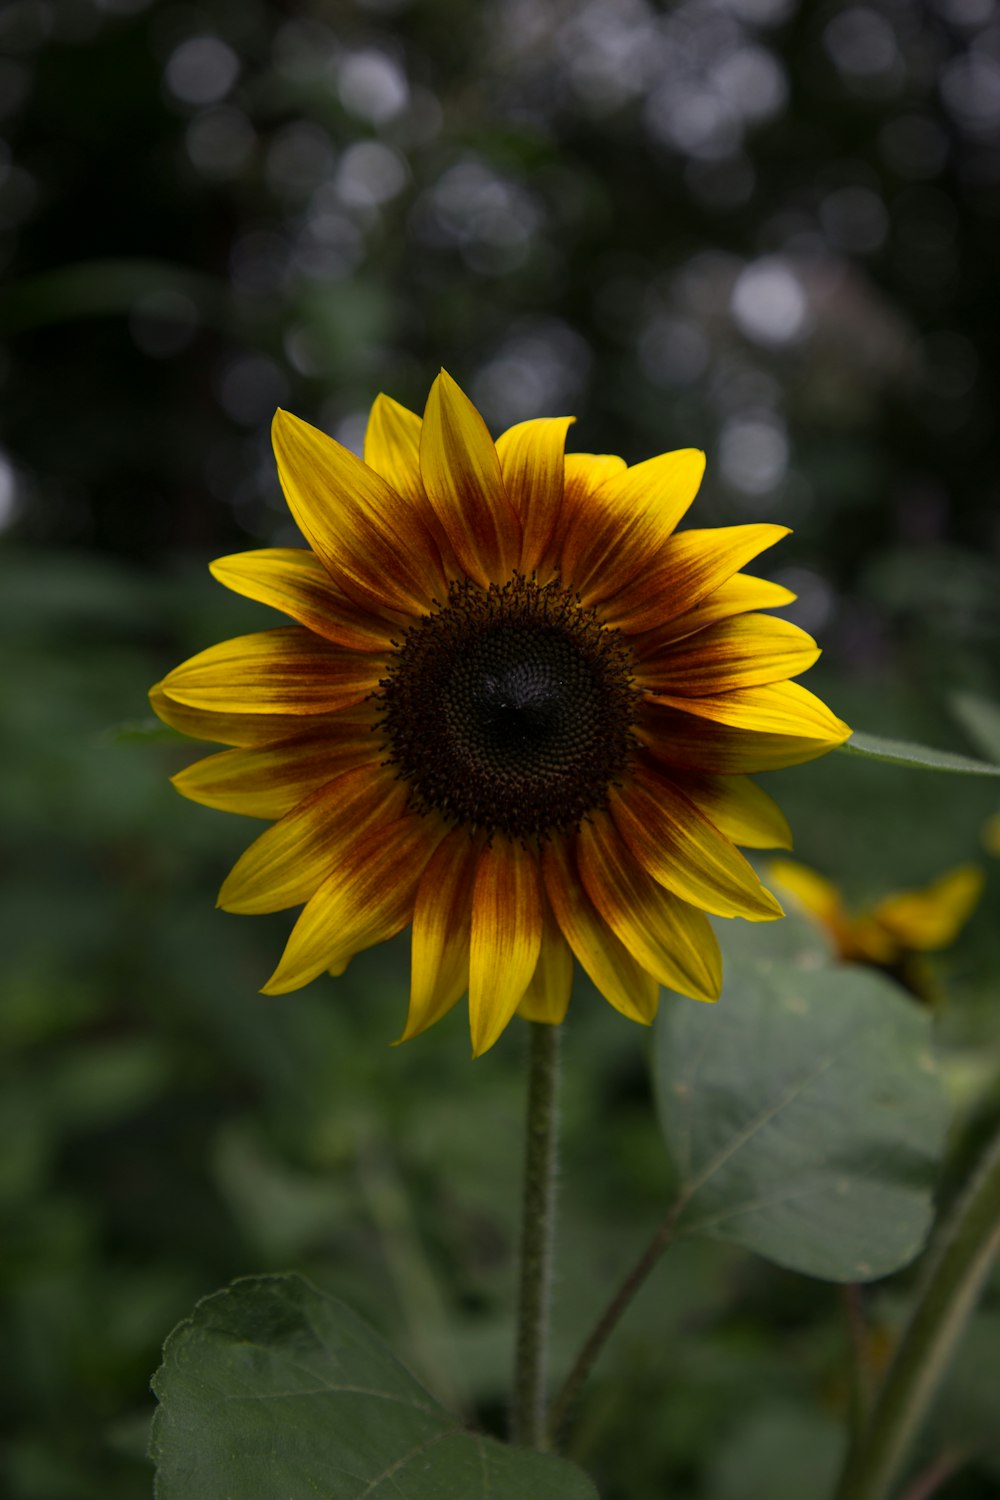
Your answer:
376,574 -> 639,840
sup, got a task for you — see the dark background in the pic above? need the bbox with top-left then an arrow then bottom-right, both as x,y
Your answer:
2,2 -> 1000,1496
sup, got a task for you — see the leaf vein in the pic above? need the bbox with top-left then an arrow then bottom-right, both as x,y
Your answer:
356,1427 -> 453,1498
672,1025 -> 718,1182
680,1048 -> 843,1203
220,1382 -> 439,1414
681,1179 -> 834,1234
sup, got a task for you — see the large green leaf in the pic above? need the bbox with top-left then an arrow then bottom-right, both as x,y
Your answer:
151,1274 -> 598,1500
839,730 -> 1000,777
654,960 -> 950,1281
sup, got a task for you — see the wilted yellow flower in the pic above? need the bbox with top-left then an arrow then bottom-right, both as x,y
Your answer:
152,371 -> 850,1054
768,859 -> 984,999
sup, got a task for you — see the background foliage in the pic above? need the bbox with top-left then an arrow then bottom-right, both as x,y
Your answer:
2,0 -> 1000,1495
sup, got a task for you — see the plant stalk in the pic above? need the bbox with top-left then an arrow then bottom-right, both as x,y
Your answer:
511,1020 -> 561,1450
833,1123 -> 1000,1500
547,1199 -> 684,1443
841,1283 -> 876,1437
898,1449 -> 970,1500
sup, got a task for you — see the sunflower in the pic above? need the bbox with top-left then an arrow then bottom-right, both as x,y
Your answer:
151,371 -> 850,1055
768,858 -> 983,1002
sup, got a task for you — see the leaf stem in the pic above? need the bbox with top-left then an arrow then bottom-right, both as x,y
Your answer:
511,1020 -> 561,1450
841,1284 -> 876,1436
547,1199 -> 684,1444
833,1123 -> 1000,1500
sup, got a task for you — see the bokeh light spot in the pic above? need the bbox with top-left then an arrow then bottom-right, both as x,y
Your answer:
731,258 -> 809,347
719,413 -> 789,496
186,106 -> 255,179
336,141 -> 408,207
824,8 -> 899,80
165,36 -> 241,107
338,50 -> 409,124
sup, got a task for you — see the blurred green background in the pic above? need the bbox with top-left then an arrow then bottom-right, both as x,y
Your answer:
2,0 -> 1000,1496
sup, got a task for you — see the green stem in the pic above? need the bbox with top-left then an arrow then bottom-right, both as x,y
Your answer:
511,1021 -> 561,1450
841,1284 -> 876,1437
547,1200 -> 683,1444
898,1449 -> 970,1500
833,1123 -> 1000,1500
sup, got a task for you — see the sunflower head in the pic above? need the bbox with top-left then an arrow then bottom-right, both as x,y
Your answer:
768,858 -> 984,1004
377,572 -> 641,841
152,371 -> 850,1055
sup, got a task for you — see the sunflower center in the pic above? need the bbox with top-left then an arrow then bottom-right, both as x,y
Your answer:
377,575 -> 638,839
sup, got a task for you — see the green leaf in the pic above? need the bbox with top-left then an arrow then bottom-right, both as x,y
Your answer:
838,730 -> 1000,777
950,691 -> 1000,763
654,960 -> 950,1281
151,1274 -> 599,1500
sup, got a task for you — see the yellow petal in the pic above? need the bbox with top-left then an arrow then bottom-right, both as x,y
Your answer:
363,393 -> 423,503
648,680 -> 851,748
681,774 -> 793,850
494,416 -> 574,576
272,407 -> 444,616
365,393 -> 465,578
419,370 -> 522,588
637,613 -> 820,696
546,452 -> 626,580
638,700 -> 847,776
562,451 -> 626,520
468,838 -> 543,1056
210,549 -> 395,651
562,449 -> 706,600
594,524 -> 790,633
262,814 -> 443,994
401,829 -> 481,1042
610,767 -> 783,921
160,628 -> 382,716
766,858 -> 876,960
847,917 -> 900,965
150,682 -> 342,748
632,573 -> 798,656
766,859 -> 846,927
578,815 -> 722,1001
517,893 -> 574,1025
542,837 -> 659,1023
219,765 -> 406,914
873,865 -> 985,952
564,450 -> 626,492
565,451 -> 628,485
172,726 -> 381,819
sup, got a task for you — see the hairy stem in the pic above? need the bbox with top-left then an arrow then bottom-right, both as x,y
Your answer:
511,1021 -> 561,1450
